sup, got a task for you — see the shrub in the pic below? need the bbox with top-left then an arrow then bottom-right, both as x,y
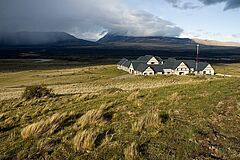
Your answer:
160,112 -> 170,124
22,85 -> 53,100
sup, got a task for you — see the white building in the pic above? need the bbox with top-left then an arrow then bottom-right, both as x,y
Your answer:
117,55 -> 215,76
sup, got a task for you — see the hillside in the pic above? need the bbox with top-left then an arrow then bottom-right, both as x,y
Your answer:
0,32 -> 97,46
193,38 -> 240,47
98,34 -> 240,49
0,64 -> 240,159
97,34 -> 195,49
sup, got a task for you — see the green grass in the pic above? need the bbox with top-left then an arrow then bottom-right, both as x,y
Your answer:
214,63 -> 240,76
0,64 -> 240,159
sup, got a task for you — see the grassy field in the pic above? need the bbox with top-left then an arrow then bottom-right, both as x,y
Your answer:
214,63 -> 240,76
0,64 -> 240,159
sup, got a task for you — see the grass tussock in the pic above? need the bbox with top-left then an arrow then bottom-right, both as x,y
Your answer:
74,109 -> 104,129
21,112 -> 72,139
22,85 -> 53,100
133,108 -> 161,132
124,142 -> 140,160
73,128 -> 99,151
127,90 -> 141,102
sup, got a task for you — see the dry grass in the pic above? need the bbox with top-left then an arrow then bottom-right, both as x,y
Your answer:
127,90 -> 140,102
74,109 -> 104,129
167,92 -> 182,105
21,112 -> 71,139
73,128 -> 99,151
0,65 -> 211,101
124,142 -> 140,160
132,108 -> 161,132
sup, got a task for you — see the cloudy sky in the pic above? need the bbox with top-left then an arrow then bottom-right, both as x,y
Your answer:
0,0 -> 240,42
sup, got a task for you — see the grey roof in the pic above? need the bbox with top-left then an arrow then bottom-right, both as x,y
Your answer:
183,60 -> 196,69
196,62 -> 209,71
136,55 -> 154,62
184,60 -> 210,71
155,56 -> 163,62
130,61 -> 144,70
121,60 -> 131,68
151,65 -> 164,72
164,59 -> 210,71
117,58 -> 128,65
163,58 -> 183,70
135,63 -> 149,72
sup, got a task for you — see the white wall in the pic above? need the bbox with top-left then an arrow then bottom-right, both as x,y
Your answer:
143,67 -> 155,75
163,69 -> 174,75
147,57 -> 160,65
129,64 -> 135,74
202,64 -> 215,75
174,62 -> 190,75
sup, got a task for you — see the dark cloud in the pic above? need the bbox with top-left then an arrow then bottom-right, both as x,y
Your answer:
199,0 -> 240,10
0,0 -> 183,40
166,0 -> 240,10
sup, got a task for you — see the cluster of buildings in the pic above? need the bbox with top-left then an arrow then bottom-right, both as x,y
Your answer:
117,55 -> 215,76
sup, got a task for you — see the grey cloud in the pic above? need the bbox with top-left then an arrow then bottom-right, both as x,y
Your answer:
0,0 -> 183,40
165,0 -> 201,9
166,0 -> 240,10
199,0 -> 240,10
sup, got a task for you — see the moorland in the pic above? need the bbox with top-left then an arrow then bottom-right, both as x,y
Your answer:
0,61 -> 240,159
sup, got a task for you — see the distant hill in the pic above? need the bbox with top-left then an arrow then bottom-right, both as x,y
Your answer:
0,32 -> 97,46
98,34 -> 240,48
193,38 -> 240,47
98,33 -> 195,46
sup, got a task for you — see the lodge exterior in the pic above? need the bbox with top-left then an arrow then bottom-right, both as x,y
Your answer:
117,55 -> 215,76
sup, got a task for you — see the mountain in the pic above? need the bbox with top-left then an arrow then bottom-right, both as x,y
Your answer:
98,33 -> 195,45
0,32 -> 96,46
193,38 -> 240,47
98,34 -> 240,48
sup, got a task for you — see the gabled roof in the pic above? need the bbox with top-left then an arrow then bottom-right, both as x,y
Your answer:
130,61 -> 144,70
117,58 -> 128,65
196,62 -> 210,71
163,58 -> 183,70
151,65 -> 164,72
135,63 -> 149,72
183,60 -> 211,71
155,56 -> 163,62
183,60 -> 196,69
121,60 -> 131,68
136,55 -> 155,62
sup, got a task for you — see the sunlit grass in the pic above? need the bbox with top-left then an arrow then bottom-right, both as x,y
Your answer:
0,64 -> 240,159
